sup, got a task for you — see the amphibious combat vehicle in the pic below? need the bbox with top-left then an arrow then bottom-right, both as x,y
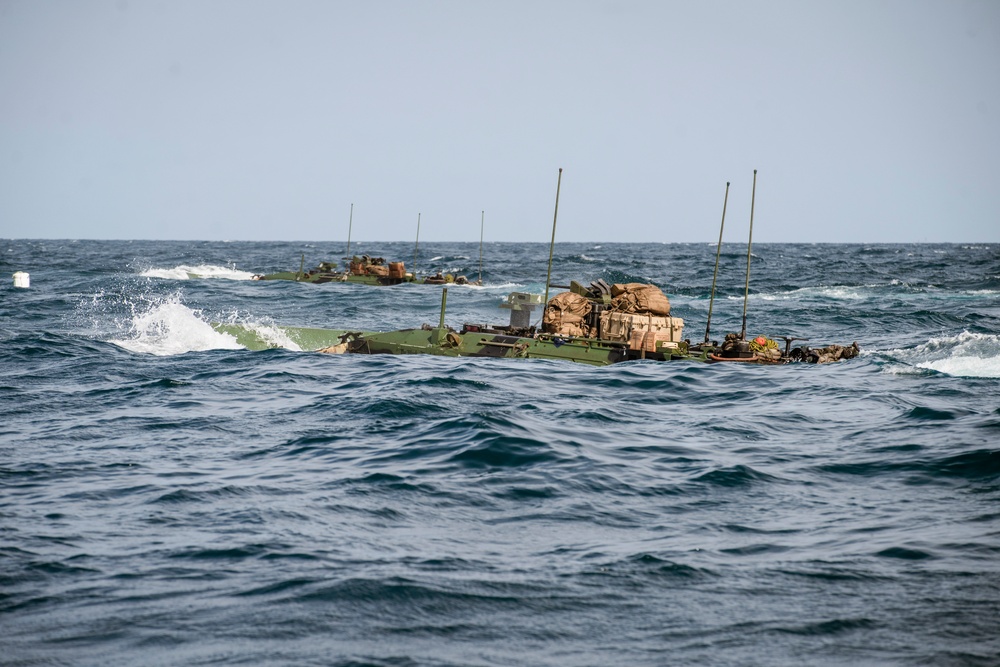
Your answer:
213,281 -> 859,366
252,254 -> 473,286
228,170 -> 858,365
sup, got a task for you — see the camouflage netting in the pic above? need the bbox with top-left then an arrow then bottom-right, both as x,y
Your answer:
542,292 -> 593,337
610,283 -> 671,316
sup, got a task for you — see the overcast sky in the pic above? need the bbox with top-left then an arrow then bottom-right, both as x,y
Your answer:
1,0 -> 998,243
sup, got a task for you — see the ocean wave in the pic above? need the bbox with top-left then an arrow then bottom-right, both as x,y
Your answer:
691,464 -> 781,488
433,281 -> 526,291
483,281 -> 527,291
813,449 -> 1000,485
881,331 -> 1000,378
5,240 -> 1000,667
421,254 -> 472,262
751,281 -> 923,302
755,286 -> 871,301
108,298 -> 244,356
212,312 -> 305,351
140,264 -> 257,281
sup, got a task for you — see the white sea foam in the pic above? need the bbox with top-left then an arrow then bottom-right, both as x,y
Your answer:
411,280 -> 524,291
920,356 -> 1000,377
751,282 -> 918,302
477,281 -> 524,291
252,323 -> 304,351
755,286 -> 868,301
884,331 -> 1000,378
213,312 -> 304,352
141,264 -> 257,280
110,300 -> 244,356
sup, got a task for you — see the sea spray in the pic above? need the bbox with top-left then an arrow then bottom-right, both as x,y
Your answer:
140,264 -> 257,281
212,311 -> 305,352
109,299 -> 244,356
881,331 -> 1000,378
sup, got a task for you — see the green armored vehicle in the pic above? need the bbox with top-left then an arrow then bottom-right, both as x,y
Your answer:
252,255 -> 473,286
214,281 -> 859,366
231,170 -> 858,365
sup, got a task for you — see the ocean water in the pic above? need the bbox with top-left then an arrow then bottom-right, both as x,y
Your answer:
2,240 -> 999,667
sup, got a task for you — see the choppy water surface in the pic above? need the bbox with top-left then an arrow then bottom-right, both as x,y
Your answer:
2,240 -> 999,666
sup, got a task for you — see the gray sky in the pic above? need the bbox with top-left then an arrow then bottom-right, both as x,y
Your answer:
1,0 -> 998,243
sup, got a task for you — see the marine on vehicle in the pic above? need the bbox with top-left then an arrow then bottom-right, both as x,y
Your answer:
315,282 -> 859,365
252,207 -> 484,286
252,254 -> 472,285
223,170 -> 859,366
214,281 -> 860,367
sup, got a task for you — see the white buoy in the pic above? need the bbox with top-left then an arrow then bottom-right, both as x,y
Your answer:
13,271 -> 30,288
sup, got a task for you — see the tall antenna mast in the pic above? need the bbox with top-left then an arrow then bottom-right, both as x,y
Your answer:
704,182 -> 730,343
543,168 -> 563,306
740,169 -> 757,341
413,212 -> 421,276
478,210 -> 485,286
345,202 -> 354,259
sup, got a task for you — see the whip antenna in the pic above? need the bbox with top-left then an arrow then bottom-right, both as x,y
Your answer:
740,169 -> 757,340
345,202 -> 354,259
543,168 -> 563,307
704,182 -> 730,343
413,212 -> 421,277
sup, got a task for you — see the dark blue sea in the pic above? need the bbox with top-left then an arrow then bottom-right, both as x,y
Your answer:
2,240 -> 999,666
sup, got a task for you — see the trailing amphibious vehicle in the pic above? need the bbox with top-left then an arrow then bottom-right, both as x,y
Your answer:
254,205 -> 487,286
252,254 -> 473,286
